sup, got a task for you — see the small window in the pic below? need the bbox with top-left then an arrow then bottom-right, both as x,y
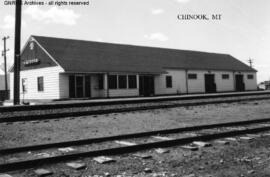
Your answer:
118,75 -> 127,89
222,74 -> 230,79
37,77 -> 44,92
98,74 -> 104,89
108,75 -> 117,89
247,74 -> 254,79
166,76 -> 172,88
22,78 -> 27,93
128,75 -> 137,89
188,74 -> 197,79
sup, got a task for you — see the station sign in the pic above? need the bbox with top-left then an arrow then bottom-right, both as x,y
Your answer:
23,58 -> 40,66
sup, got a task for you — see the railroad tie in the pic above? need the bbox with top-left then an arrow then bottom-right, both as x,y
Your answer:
115,141 -> 137,146
93,156 -> 115,164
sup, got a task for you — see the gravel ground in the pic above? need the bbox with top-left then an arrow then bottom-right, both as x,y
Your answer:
5,133 -> 270,177
1,99 -> 270,149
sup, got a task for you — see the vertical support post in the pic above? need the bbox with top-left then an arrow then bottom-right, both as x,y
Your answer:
104,73 -> 109,98
185,69 -> 189,94
233,71 -> 236,91
13,0 -> 22,105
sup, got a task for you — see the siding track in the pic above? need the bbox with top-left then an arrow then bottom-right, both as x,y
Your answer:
1,117 -> 270,173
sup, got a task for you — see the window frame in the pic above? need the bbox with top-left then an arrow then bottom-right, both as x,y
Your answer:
128,75 -> 137,89
166,75 -> 173,88
108,75 -> 117,89
118,75 -> 127,89
188,73 -> 197,80
247,74 -> 254,80
37,76 -> 44,92
222,74 -> 230,80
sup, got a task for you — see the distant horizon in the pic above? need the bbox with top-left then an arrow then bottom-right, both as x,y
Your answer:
0,0 -> 269,82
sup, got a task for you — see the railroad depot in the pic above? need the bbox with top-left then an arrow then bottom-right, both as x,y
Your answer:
9,35 -> 257,100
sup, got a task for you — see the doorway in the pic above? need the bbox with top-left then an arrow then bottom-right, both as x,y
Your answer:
204,74 -> 216,93
139,75 -> 155,96
235,74 -> 245,91
69,75 -> 91,98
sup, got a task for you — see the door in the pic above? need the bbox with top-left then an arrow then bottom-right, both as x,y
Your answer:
235,74 -> 245,91
205,74 -> 216,93
139,76 -> 155,96
69,75 -> 91,98
76,76 -> 84,98
69,75 -> 75,98
84,76 -> 91,97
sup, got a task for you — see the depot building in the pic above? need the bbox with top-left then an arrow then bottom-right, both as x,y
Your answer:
9,36 -> 257,100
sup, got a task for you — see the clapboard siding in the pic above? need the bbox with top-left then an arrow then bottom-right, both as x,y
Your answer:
109,89 -> 139,97
214,71 -> 234,92
10,66 -> 64,100
59,73 -> 69,99
155,69 -> 187,95
154,69 -> 257,95
243,72 -> 257,90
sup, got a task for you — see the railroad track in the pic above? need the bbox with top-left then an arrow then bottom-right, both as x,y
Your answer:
1,91 -> 270,112
1,117 -> 270,173
1,92 -> 270,123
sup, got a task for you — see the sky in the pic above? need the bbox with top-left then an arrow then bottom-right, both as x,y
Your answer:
0,0 -> 269,82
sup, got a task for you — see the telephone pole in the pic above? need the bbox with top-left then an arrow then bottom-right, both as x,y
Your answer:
248,58 -> 253,68
14,0 -> 22,105
2,36 -> 9,95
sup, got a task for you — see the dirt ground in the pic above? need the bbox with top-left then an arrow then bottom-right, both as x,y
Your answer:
1,99 -> 270,148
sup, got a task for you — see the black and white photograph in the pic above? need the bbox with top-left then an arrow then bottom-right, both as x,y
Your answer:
0,0 -> 270,176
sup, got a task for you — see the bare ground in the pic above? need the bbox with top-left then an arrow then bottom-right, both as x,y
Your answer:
1,99 -> 270,148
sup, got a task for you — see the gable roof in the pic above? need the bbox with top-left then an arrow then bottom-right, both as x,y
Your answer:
31,35 -> 256,73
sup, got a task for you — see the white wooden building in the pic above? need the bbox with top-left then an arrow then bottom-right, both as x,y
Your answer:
9,36 -> 257,100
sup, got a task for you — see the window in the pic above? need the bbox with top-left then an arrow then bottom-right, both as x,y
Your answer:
37,77 -> 44,92
118,75 -> 127,89
98,74 -> 104,89
166,76 -> 172,88
128,75 -> 137,89
247,74 -> 254,79
188,74 -> 197,79
222,74 -> 230,79
108,75 -> 117,89
22,78 -> 27,93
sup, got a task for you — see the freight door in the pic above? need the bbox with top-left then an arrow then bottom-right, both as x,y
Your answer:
139,76 -> 155,96
205,74 -> 216,93
235,74 -> 245,91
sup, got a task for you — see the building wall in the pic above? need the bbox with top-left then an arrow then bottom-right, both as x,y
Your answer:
155,70 -> 187,95
58,74 -> 140,99
154,69 -> 257,95
243,72 -> 257,90
10,66 -> 64,100
59,73 -> 69,99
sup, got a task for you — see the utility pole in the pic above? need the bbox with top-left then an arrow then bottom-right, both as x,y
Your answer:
2,36 -> 9,95
13,0 -> 22,105
248,58 -> 253,68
